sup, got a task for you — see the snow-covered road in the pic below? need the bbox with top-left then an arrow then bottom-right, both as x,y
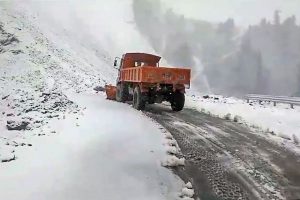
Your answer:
145,104 -> 300,200
0,94 -> 183,200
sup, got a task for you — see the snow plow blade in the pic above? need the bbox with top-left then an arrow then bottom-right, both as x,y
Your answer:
105,85 -> 117,100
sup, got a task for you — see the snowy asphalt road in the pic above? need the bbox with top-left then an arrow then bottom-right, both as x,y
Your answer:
145,104 -> 300,200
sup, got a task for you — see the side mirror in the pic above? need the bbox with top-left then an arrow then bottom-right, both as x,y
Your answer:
113,59 -> 117,67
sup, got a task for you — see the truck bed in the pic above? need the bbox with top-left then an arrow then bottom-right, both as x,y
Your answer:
120,66 -> 191,86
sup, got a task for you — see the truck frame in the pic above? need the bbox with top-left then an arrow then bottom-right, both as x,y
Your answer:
111,53 -> 191,111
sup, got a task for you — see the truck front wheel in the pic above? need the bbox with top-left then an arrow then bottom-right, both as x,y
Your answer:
133,86 -> 146,110
171,91 -> 185,111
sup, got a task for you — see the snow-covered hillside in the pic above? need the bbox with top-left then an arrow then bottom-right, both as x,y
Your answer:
0,2 -> 196,199
1,2 -> 111,162
0,0 -> 157,161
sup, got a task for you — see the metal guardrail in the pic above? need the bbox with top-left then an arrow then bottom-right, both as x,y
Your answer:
245,94 -> 300,108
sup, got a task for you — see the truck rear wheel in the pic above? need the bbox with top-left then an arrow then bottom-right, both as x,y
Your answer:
171,91 -> 185,111
116,83 -> 128,102
133,86 -> 146,110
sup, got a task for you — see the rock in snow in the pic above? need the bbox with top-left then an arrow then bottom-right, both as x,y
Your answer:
0,145 -> 16,163
6,120 -> 30,131
93,86 -> 105,92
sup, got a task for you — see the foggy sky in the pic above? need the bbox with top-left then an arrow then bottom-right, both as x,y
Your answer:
162,0 -> 300,26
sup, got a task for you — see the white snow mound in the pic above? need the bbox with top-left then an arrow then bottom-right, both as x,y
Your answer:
162,155 -> 185,167
166,146 -> 178,155
181,187 -> 195,197
185,182 -> 193,189
164,139 -> 177,147
164,132 -> 173,139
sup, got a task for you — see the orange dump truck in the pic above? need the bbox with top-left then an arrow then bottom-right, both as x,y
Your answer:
106,53 -> 191,111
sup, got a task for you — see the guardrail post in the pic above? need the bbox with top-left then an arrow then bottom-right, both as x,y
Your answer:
246,99 -> 249,103
291,104 -> 294,109
273,101 -> 276,106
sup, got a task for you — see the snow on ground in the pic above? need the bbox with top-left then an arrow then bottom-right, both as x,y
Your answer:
0,1 -> 190,199
186,94 -> 300,147
0,93 -> 184,200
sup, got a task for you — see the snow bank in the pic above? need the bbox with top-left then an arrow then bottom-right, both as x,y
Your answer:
186,95 -> 300,144
0,94 -> 184,200
151,124 -> 185,167
182,187 -> 195,198
179,182 -> 195,200
162,155 -> 185,167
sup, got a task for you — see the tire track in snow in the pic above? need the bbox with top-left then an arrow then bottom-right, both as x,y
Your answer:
145,104 -> 300,200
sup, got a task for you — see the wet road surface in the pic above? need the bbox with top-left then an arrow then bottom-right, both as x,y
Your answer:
145,104 -> 300,200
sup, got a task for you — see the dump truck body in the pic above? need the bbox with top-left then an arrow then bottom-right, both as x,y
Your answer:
106,53 -> 191,111
119,66 -> 190,85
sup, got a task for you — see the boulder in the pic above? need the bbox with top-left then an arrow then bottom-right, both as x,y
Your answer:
93,86 -> 105,92
6,120 -> 30,131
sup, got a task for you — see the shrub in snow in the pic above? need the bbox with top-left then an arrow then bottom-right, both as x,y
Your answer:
224,113 -> 231,120
162,155 -> 185,167
292,134 -> 299,145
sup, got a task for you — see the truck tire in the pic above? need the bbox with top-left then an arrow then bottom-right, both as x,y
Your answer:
116,83 -> 128,102
133,86 -> 146,110
171,91 -> 185,111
